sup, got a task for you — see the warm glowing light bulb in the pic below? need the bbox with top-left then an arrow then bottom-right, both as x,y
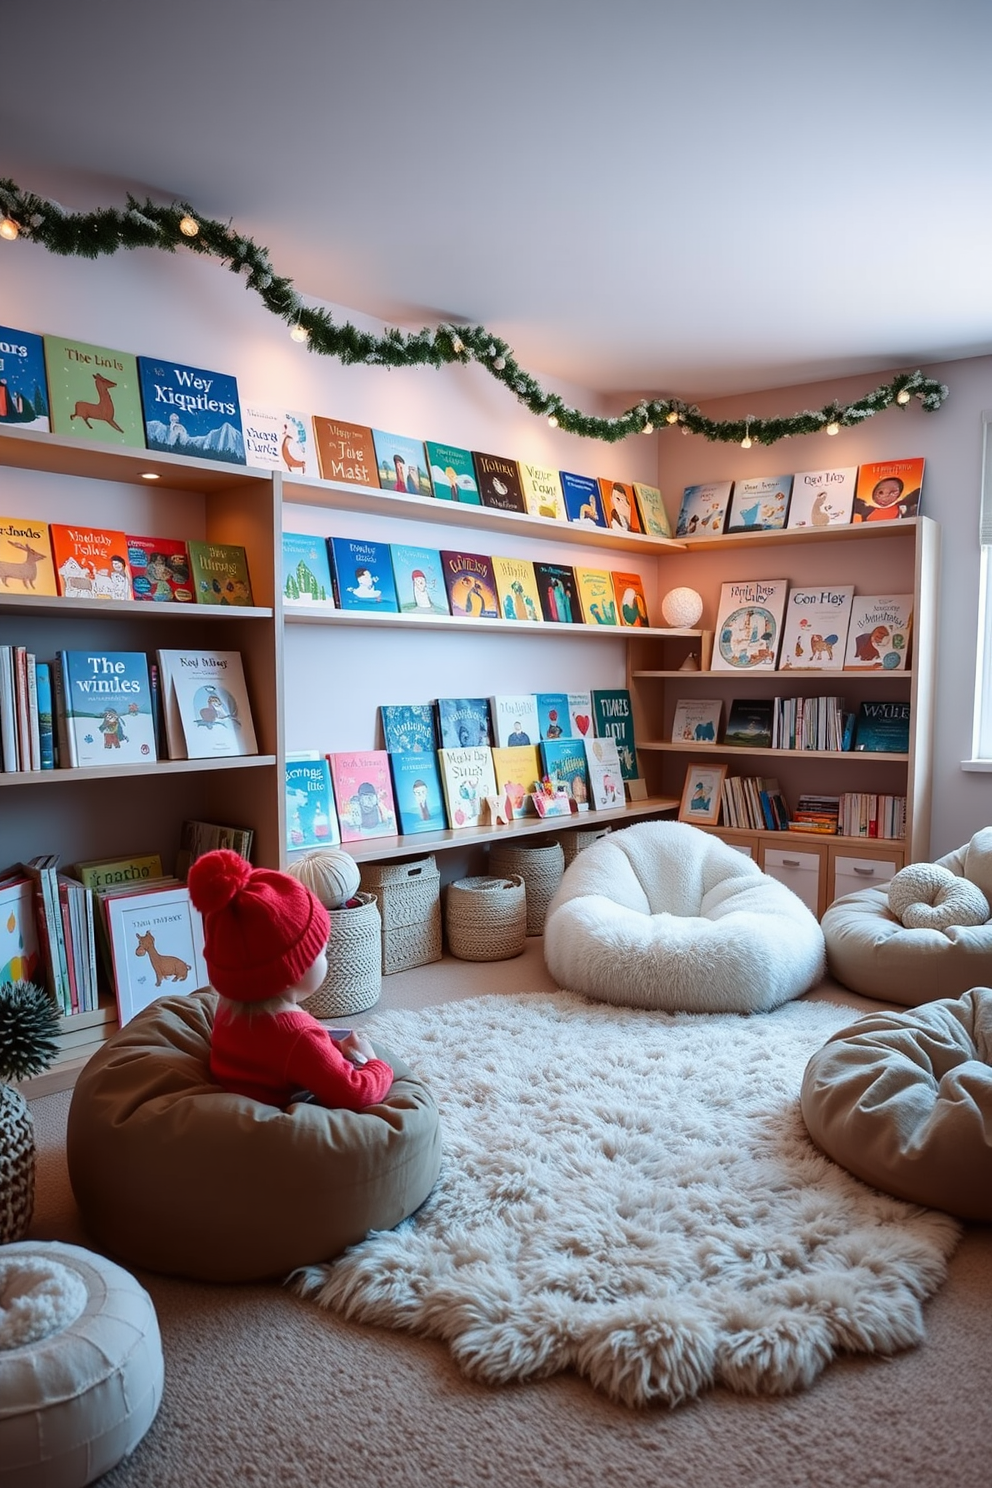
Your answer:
140,472 -> 161,481
666,409 -> 679,424
826,421 -> 840,436
289,323 -> 309,343
0,216 -> 19,241
451,335 -> 464,355
741,436 -> 752,449
547,414 -> 559,428
642,422 -> 654,434
178,214 -> 199,237
896,388 -> 911,405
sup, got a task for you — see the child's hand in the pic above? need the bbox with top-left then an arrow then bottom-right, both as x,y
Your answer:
339,1031 -> 376,1064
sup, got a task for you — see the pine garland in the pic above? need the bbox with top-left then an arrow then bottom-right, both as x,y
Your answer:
0,178 -> 950,445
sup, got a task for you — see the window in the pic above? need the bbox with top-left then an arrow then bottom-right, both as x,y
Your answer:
971,411 -> 992,762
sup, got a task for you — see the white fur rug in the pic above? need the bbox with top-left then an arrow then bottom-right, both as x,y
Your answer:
294,992 -> 961,1407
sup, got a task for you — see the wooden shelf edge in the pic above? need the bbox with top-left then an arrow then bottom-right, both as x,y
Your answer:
639,742 -> 909,761
0,754 -> 277,785
285,608 -> 699,638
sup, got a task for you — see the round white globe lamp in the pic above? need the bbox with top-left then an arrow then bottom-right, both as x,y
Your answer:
661,586 -> 704,629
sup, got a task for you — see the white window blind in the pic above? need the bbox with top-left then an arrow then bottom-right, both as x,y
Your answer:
973,411 -> 992,759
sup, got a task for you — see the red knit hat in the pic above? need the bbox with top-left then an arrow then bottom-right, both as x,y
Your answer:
187,849 -> 330,1002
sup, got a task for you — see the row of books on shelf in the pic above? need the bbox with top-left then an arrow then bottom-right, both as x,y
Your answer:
0,646 -> 257,772
710,580 -> 913,673
288,532 -> 651,626
0,513 -> 253,606
384,690 -> 636,759
673,697 -> 911,754
678,767 -> 906,839
676,459 -> 924,536
784,792 -> 906,839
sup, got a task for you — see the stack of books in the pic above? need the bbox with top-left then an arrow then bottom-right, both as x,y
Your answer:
787,795 -> 840,834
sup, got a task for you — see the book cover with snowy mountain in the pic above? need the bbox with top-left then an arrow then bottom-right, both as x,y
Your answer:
137,357 -> 245,465
0,324 -> 50,430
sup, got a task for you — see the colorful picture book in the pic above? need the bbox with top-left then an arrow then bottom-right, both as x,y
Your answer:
311,417 -> 379,487
632,483 -> 672,538
599,478 -> 642,533
568,692 -> 594,739
73,853 -> 164,891
533,563 -> 580,624
612,570 -> 650,627
437,745 -> 498,829
560,471 -> 606,528
328,536 -> 399,612
540,738 -> 590,810
583,736 -> 624,810
778,585 -> 855,671
372,428 -> 433,497
852,459 -> 924,523
724,698 -> 775,750
56,650 -> 157,767
574,567 -> 617,625
490,693 -> 541,748
591,688 -> 638,780
535,692 -> 571,740
281,531 -> 335,608
157,648 -> 258,760
126,535 -> 193,603
44,336 -> 145,448
725,475 -> 793,533
675,482 -> 732,538
492,556 -> 543,622
0,516 -> 57,595
0,871 -> 42,986
175,820 -> 253,878
518,462 -> 567,521
390,544 -> 450,614
671,698 -> 722,744
435,696 -> 492,749
388,750 -> 448,834
843,595 -> 914,671
51,523 -> 133,601
711,578 -> 789,671
104,883 -> 207,1026
853,700 -> 912,754
425,441 -> 481,503
439,550 -> 499,618
786,468 -> 858,528
491,744 -> 541,818
328,750 -> 398,841
379,702 -> 436,753
137,356 -> 245,465
285,755 -> 341,851
242,406 -> 317,476
186,541 -> 254,606
0,325 -> 50,430
472,452 -> 526,514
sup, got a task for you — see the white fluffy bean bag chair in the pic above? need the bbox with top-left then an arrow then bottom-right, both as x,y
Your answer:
543,820 -> 825,1013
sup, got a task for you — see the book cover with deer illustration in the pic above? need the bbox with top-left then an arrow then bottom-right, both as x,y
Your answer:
43,336 -> 145,448
0,515 -> 58,595
137,356 -> 245,465
50,523 -> 133,601
57,650 -> 157,767
242,406 -> 318,476
103,882 -> 206,1026
0,324 -> 50,430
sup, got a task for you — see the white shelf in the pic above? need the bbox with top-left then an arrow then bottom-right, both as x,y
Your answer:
0,755 -> 277,786
285,607 -> 701,639
639,742 -> 908,762
0,593 -> 272,620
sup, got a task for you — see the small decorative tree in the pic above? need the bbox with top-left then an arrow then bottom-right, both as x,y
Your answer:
0,979 -> 60,1243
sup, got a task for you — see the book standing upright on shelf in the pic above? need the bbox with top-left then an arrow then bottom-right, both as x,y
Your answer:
51,523 -> 133,601
372,429 -> 433,497
472,452 -> 526,514
490,693 -> 541,748
540,738 -> 590,811
786,468 -> 858,528
311,417 -> 379,486
492,556 -> 543,622
439,550 -> 499,618
281,531 -> 335,608
567,692 -> 594,739
591,689 -> 638,780
852,459 -> 925,523
535,692 -> 572,740
583,737 -> 624,810
724,699 -> 775,750
574,567 -> 617,625
599,479 -> 642,533
518,463 -> 567,521
778,585 -> 855,670
560,472 -> 606,528
612,571 -> 650,627
44,336 -> 145,449
0,871 -> 42,988
725,475 -> 793,533
533,562 -> 581,623
388,751 -> 448,834
242,407 -> 317,476
126,535 -> 193,602
0,516 -> 57,596
711,579 -> 789,672
186,541 -> 254,606
328,537 -> 399,612
155,648 -> 258,760
632,483 -> 672,537
137,357 -> 245,465
285,755 -> 341,851
425,441 -> 481,503
843,595 -> 914,670
328,751 -> 398,842
490,745 -> 541,818
55,651 -> 157,767
390,545 -> 450,614
379,702 -> 437,753
675,482 -> 732,537
671,698 -> 722,744
0,324 -> 50,430
103,883 -> 207,1026
853,700 -> 911,753
437,746 -> 498,829
435,696 -> 492,749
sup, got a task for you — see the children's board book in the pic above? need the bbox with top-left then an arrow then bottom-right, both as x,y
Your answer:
435,696 -> 492,749
242,406 -> 317,476
843,595 -> 914,670
632,483 -> 672,538
51,523 -> 133,601
137,356 -> 245,465
560,471 -> 607,528
439,550 -> 499,618
372,428 -> 433,497
282,531 -> 335,608
425,441 -> 481,503
778,585 -> 854,671
437,746 -> 498,829
311,417 -> 380,488
723,698 -> 775,750
104,883 -> 207,1026
43,336 -> 145,448
492,556 -> 543,622
186,541 -> 254,607
574,567 -> 617,626
491,744 -> 541,818
471,452 -> 526,514
73,853 -> 164,891
389,749 -> 448,834
57,650 -> 157,767
156,648 -> 258,759
583,736 -> 624,810
518,462 -> 567,521
711,579 -> 789,672
853,700 -> 912,753
390,544 -> 450,615
379,702 -> 436,753
671,699 -> 722,745
0,516 -> 57,595
285,755 -> 341,851
535,692 -> 572,740
328,536 -> 399,612
0,872 -> 42,986
725,475 -> 793,533
852,459 -> 925,523
568,692 -> 594,739
0,325 -> 49,430
490,693 -> 541,748
786,468 -> 858,529
126,535 -> 193,603
675,482 -> 732,538
540,738 -> 590,811
533,563 -> 580,624
328,750 -> 398,841
591,689 -> 638,780
612,571 -> 650,627
598,479 -> 642,533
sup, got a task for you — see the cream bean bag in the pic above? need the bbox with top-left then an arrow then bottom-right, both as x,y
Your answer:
67,989 -> 442,1282
822,828 -> 992,1004
543,820 -> 825,1012
801,986 -> 992,1220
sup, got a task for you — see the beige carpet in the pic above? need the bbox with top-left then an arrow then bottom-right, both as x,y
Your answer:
25,943 -> 992,1487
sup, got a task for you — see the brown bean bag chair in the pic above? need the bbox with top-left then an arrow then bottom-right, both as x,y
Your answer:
67,990 -> 442,1281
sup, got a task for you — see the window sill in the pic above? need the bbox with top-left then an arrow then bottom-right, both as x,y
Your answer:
960,759 -> 992,772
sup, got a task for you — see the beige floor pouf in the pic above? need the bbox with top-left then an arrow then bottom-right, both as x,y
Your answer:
0,1240 -> 163,1488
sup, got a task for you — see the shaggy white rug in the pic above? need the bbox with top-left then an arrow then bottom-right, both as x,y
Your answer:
294,992 -> 961,1408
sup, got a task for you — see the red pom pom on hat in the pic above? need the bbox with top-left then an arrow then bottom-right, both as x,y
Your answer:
188,849 -> 330,1002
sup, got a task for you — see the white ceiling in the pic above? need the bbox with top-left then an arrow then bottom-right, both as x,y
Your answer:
3,0 -> 991,400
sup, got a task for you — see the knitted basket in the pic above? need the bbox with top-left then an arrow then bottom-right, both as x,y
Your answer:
0,1082 -> 35,1244
488,841 -> 565,934
302,892 -> 382,1018
444,876 -> 527,962
550,823 -> 614,865
359,856 -> 442,974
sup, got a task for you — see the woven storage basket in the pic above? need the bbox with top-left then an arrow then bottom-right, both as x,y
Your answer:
445,875 -> 527,961
302,891 -> 382,1018
551,823 -> 614,865
489,840 -> 565,934
359,856 -> 442,975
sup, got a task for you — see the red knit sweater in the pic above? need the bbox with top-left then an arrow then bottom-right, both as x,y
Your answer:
210,1004 -> 393,1110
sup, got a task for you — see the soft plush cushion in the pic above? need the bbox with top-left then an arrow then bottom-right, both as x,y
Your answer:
66,990 -> 442,1282
543,820 -> 825,1012
801,987 -> 992,1220
887,862 -> 989,930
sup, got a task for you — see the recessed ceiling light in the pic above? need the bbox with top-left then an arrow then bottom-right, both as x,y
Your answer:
140,471 -> 161,480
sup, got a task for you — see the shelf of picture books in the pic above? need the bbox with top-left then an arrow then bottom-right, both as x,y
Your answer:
283,689 -> 679,865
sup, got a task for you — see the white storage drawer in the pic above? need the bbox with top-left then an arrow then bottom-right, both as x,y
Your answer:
762,846 -> 822,917
832,854 -> 900,902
